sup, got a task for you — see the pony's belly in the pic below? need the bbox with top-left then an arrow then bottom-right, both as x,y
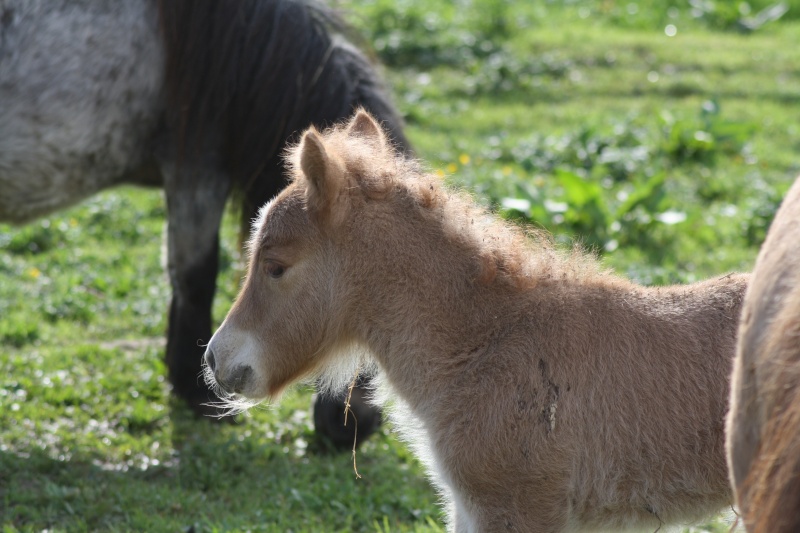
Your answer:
0,0 -> 165,222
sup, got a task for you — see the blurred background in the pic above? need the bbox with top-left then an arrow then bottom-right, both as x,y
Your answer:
2,0 -> 798,531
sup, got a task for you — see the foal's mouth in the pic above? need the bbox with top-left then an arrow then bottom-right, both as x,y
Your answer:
200,363 -> 261,417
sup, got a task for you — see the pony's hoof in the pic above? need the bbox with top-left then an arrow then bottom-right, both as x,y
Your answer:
312,383 -> 382,452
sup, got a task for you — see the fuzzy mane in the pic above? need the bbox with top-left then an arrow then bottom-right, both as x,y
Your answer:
285,118 -> 605,290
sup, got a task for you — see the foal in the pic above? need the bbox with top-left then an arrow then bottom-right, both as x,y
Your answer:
205,110 -> 748,532
727,176 -> 800,533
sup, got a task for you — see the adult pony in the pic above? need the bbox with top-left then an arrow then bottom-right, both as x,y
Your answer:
727,176 -> 800,533
205,110 -> 749,532
0,0 -> 408,441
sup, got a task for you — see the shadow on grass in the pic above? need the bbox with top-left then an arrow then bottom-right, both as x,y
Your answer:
1,397 -> 440,532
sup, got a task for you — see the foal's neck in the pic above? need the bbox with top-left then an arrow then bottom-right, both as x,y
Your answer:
348,232 -> 533,409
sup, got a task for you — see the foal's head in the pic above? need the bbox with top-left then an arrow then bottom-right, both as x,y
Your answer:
204,110 -> 410,406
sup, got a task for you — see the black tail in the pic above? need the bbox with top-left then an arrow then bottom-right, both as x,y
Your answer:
158,0 -> 410,235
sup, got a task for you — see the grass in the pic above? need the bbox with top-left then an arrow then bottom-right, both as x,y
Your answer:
2,0 -> 799,531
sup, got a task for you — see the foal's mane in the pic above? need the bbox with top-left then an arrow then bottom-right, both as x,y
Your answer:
288,120 -> 605,289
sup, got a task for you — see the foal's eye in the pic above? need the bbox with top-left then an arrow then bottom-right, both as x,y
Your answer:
266,262 -> 286,279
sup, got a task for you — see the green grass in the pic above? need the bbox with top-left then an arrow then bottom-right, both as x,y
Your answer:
2,1 -> 799,531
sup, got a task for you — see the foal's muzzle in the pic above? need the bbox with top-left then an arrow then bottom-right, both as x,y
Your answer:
204,348 -> 253,395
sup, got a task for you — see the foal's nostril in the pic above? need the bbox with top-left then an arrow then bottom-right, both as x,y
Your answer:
204,348 -> 216,373
229,365 -> 253,394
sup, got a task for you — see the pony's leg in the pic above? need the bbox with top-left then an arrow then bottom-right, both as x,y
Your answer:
312,374 -> 382,451
162,163 -> 231,415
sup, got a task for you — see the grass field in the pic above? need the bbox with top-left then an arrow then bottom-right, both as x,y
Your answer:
2,1 -> 799,531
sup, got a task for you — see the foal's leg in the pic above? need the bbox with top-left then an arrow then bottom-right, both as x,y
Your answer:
161,162 -> 231,415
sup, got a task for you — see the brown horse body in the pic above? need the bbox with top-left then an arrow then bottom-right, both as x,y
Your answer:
727,176 -> 800,533
206,111 -> 748,532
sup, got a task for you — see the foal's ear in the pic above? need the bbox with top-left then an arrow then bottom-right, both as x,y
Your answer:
347,109 -> 386,147
299,130 -> 344,216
